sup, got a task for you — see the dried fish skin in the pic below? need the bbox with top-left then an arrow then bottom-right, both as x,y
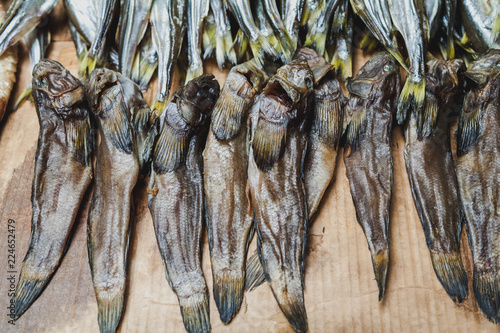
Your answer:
455,49 -> 500,324
149,74 -> 219,333
344,52 -> 401,301
86,68 -> 147,333
0,0 -> 57,57
13,59 -> 93,320
203,61 -> 267,324
248,59 -> 313,333
404,58 -> 468,303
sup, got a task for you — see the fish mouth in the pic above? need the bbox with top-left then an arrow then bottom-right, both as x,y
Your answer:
463,70 -> 490,88
87,69 -> 119,108
264,77 -> 299,108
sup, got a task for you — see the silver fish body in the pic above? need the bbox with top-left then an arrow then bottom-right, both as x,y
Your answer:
186,0 -> 210,82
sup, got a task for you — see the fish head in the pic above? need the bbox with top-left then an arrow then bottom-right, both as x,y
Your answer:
227,61 -> 269,100
85,68 -> 122,118
261,59 -> 314,122
463,49 -> 500,89
294,47 -> 333,85
347,52 -> 400,108
32,59 -> 86,116
426,58 -> 465,101
176,74 -> 220,127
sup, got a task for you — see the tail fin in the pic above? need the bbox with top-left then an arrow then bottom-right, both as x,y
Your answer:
178,292 -> 211,333
12,86 -> 32,112
397,78 -> 425,125
244,250 -> 266,291
213,271 -> 244,324
271,280 -> 308,333
473,272 -> 500,324
430,251 -> 468,303
371,249 -> 390,301
250,34 -> 279,67
96,292 -> 124,333
12,274 -> 50,320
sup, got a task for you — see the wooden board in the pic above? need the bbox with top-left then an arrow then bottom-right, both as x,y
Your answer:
0,3 -> 499,332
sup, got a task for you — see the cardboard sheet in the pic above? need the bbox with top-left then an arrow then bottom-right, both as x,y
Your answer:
0,3 -> 498,332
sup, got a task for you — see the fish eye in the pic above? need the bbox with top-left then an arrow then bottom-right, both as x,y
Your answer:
36,77 -> 47,88
383,64 -> 393,72
496,62 -> 500,69
305,77 -> 313,88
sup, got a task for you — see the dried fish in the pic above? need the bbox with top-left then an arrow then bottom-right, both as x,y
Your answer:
208,0 -> 237,69
455,49 -> 500,324
248,59 -> 314,332
0,0 -> 57,56
458,0 -> 500,54
404,58 -> 468,303
0,1 -> 17,122
344,51 -> 401,300
203,61 -> 267,324
13,59 -> 94,319
186,0 -> 210,82
148,74 -> 219,333
86,68 -> 150,333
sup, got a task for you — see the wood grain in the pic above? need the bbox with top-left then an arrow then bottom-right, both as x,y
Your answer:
0,3 -> 498,332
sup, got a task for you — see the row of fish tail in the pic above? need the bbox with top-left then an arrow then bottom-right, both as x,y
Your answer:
213,270 -> 245,324
244,250 -> 266,291
96,290 -> 124,333
178,292 -> 211,333
430,250 -> 468,303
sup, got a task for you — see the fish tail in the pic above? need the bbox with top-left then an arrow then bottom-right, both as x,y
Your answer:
214,33 -> 226,70
250,34 -> 279,66
224,34 -> 237,66
11,86 -> 32,112
304,30 -> 327,57
244,250 -> 266,291
271,280 -> 308,333
430,250 -> 468,303
12,273 -> 50,320
138,59 -> 158,91
96,292 -> 124,333
491,13 -> 500,46
178,292 -> 211,333
473,272 -> 500,324
371,249 -> 389,301
213,271 -> 245,324
439,38 -> 455,61
331,54 -> 352,81
386,48 -> 409,73
186,66 -> 204,85
397,78 -> 425,125
416,93 -> 439,139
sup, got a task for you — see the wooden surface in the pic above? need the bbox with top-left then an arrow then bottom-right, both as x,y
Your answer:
1,3 -> 499,332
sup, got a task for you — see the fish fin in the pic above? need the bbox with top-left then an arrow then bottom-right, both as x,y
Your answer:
250,34 -> 279,66
65,112 -> 94,166
131,103 -> 151,133
211,89 -> 250,141
271,280 -> 308,333
416,93 -> 439,139
345,102 -> 367,152
251,118 -> 287,172
314,94 -> 343,148
473,272 -> 500,324
213,271 -> 244,324
455,103 -> 482,156
225,34 -> 238,66
397,78 -> 425,124
96,292 -> 124,333
13,274 -> 50,320
99,104 -> 133,154
138,56 -> 158,91
244,250 -> 266,291
386,48 -> 410,73
359,32 -> 375,51
12,86 -> 32,112
141,119 -> 159,167
153,122 -> 190,174
372,250 -> 389,301
429,251 -> 468,303
331,52 -> 352,82
178,293 -> 211,333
